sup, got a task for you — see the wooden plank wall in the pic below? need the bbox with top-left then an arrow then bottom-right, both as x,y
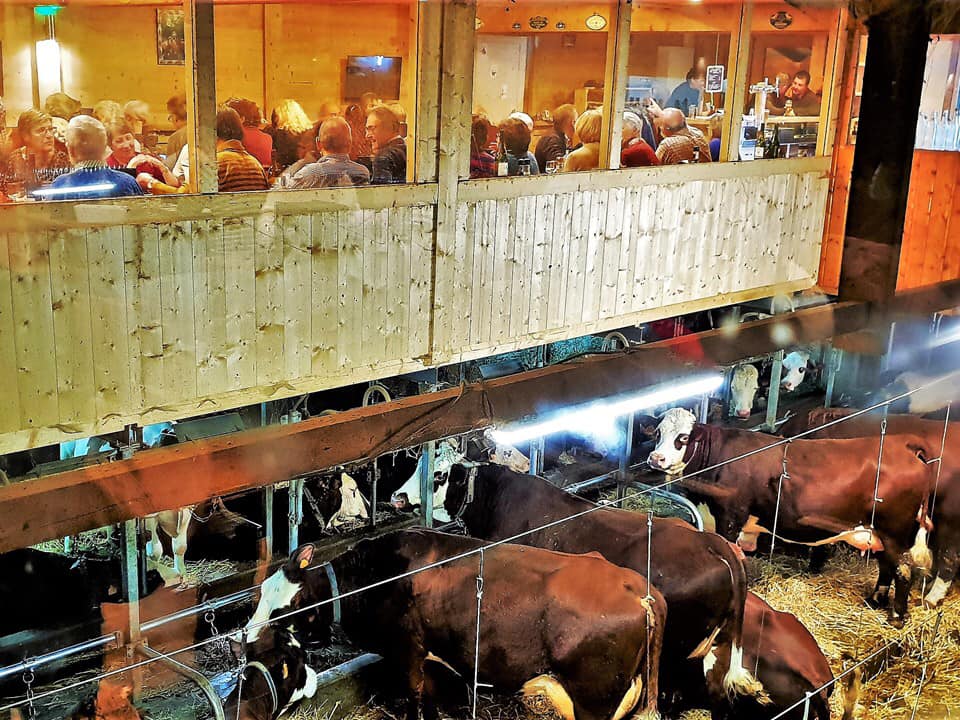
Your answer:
0,205 -> 435,452
897,150 -> 960,290
434,167 -> 829,362
0,162 -> 829,453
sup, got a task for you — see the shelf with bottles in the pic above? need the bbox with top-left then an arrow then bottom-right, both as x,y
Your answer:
915,111 -> 960,152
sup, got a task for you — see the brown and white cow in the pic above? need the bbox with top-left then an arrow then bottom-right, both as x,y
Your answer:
649,408 -> 937,625
442,466 -> 765,719
242,529 -> 667,720
779,406 -> 960,609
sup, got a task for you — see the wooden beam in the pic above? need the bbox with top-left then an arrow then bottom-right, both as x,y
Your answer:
6,278 -> 960,552
183,0 -> 218,194
722,1 -> 753,163
816,7 -> 851,159
839,0 -> 930,303
413,0 -> 442,184
600,0 -> 631,170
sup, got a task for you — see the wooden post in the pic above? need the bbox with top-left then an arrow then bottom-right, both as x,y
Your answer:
722,1 -> 753,163
817,7 -> 852,159
183,0 -> 217,194
600,0 -> 632,171
414,0 -> 444,184
838,1 -> 930,303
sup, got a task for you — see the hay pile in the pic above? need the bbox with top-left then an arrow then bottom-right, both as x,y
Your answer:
749,548 -> 960,720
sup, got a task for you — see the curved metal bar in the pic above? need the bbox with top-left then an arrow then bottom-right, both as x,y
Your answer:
138,644 -> 225,720
141,589 -> 255,633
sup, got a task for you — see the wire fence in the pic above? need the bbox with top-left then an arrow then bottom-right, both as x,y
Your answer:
1,371 -> 956,720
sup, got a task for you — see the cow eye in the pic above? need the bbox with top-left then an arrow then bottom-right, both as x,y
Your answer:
798,367 -> 805,375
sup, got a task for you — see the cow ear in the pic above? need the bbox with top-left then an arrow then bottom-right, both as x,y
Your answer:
295,544 -> 315,570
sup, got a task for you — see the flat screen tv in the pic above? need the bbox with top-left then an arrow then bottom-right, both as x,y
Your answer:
344,55 -> 402,101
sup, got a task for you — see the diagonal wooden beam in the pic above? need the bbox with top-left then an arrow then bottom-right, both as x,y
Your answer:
3,280 -> 960,552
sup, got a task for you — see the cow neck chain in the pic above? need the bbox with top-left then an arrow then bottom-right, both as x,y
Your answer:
303,486 -> 326,527
768,440 -> 792,560
242,661 -> 278,717
447,465 -> 480,535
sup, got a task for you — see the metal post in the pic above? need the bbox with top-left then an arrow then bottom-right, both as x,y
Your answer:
697,394 -> 710,423
288,478 -> 304,552
120,519 -> 140,647
881,322 -> 897,373
263,486 -> 274,560
419,442 -> 436,528
765,350 -> 785,431
824,345 -> 840,408
617,414 -> 635,508
370,460 -> 380,528
529,437 -> 545,477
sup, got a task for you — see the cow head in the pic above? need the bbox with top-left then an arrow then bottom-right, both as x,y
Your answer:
781,351 -> 811,392
729,364 -> 760,419
240,545 -> 317,645
390,440 -> 465,517
228,624 -> 319,720
320,472 -> 369,530
484,432 -> 531,473
647,408 -> 697,472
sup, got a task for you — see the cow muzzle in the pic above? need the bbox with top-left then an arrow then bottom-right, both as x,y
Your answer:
390,492 -> 410,510
736,408 -> 751,419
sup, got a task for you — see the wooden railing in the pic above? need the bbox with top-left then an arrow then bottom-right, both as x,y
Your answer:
0,158 -> 829,453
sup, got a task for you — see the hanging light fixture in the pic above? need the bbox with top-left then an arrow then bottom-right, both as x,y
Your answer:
35,6 -> 63,99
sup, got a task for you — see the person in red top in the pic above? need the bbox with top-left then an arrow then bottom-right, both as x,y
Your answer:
620,111 -> 659,168
225,98 -> 273,168
105,120 -> 181,189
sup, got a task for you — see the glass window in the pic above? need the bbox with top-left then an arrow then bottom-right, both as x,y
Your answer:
624,2 -> 738,166
740,3 -> 842,160
212,0 -> 418,193
916,34 -> 960,151
471,0 -> 616,177
1,3 -> 188,203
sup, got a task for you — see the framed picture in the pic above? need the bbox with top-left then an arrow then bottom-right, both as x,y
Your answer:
156,9 -> 185,66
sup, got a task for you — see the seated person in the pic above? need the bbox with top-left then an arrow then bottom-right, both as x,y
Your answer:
164,93 -> 188,169
620,111 -> 659,168
655,108 -> 712,165
226,97 -> 273,168
469,114 -> 496,179
286,117 -> 370,189
124,100 -> 158,153
765,72 -> 792,115
47,115 -> 143,200
563,109 -> 602,172
105,120 -> 180,188
535,103 -> 578,172
708,114 -> 722,162
142,106 -> 269,194
4,109 -> 71,192
366,105 -> 407,184
499,117 -> 539,175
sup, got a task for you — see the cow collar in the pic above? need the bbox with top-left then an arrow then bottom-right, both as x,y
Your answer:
243,660 -> 279,717
322,562 -> 342,624
447,464 -> 480,535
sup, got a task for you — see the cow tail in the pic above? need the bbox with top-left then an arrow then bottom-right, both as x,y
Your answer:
715,545 -> 768,702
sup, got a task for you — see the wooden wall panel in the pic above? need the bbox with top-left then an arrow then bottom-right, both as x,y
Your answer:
897,151 -> 960,291
0,162 -> 829,454
433,166 -> 829,362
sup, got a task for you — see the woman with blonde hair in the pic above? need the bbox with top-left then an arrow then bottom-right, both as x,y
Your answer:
93,100 -> 124,126
562,109 -> 603,172
268,99 -> 314,169
124,99 -> 158,152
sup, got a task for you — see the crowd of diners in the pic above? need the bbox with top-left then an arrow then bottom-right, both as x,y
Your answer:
470,68 -> 722,179
0,90 -> 409,201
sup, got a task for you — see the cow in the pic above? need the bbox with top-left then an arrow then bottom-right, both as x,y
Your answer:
433,465 -> 765,719
224,625 -> 319,720
241,529 -> 667,720
389,437 -> 528,522
648,408 -> 937,625
780,351 -> 814,393
778,406 -> 960,609
730,364 -> 762,419
672,592 -> 836,720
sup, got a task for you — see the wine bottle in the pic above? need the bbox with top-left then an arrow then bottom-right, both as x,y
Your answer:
496,131 -> 509,177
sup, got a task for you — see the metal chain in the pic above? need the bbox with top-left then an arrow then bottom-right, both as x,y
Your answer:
206,610 -> 230,656
23,669 -> 36,720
